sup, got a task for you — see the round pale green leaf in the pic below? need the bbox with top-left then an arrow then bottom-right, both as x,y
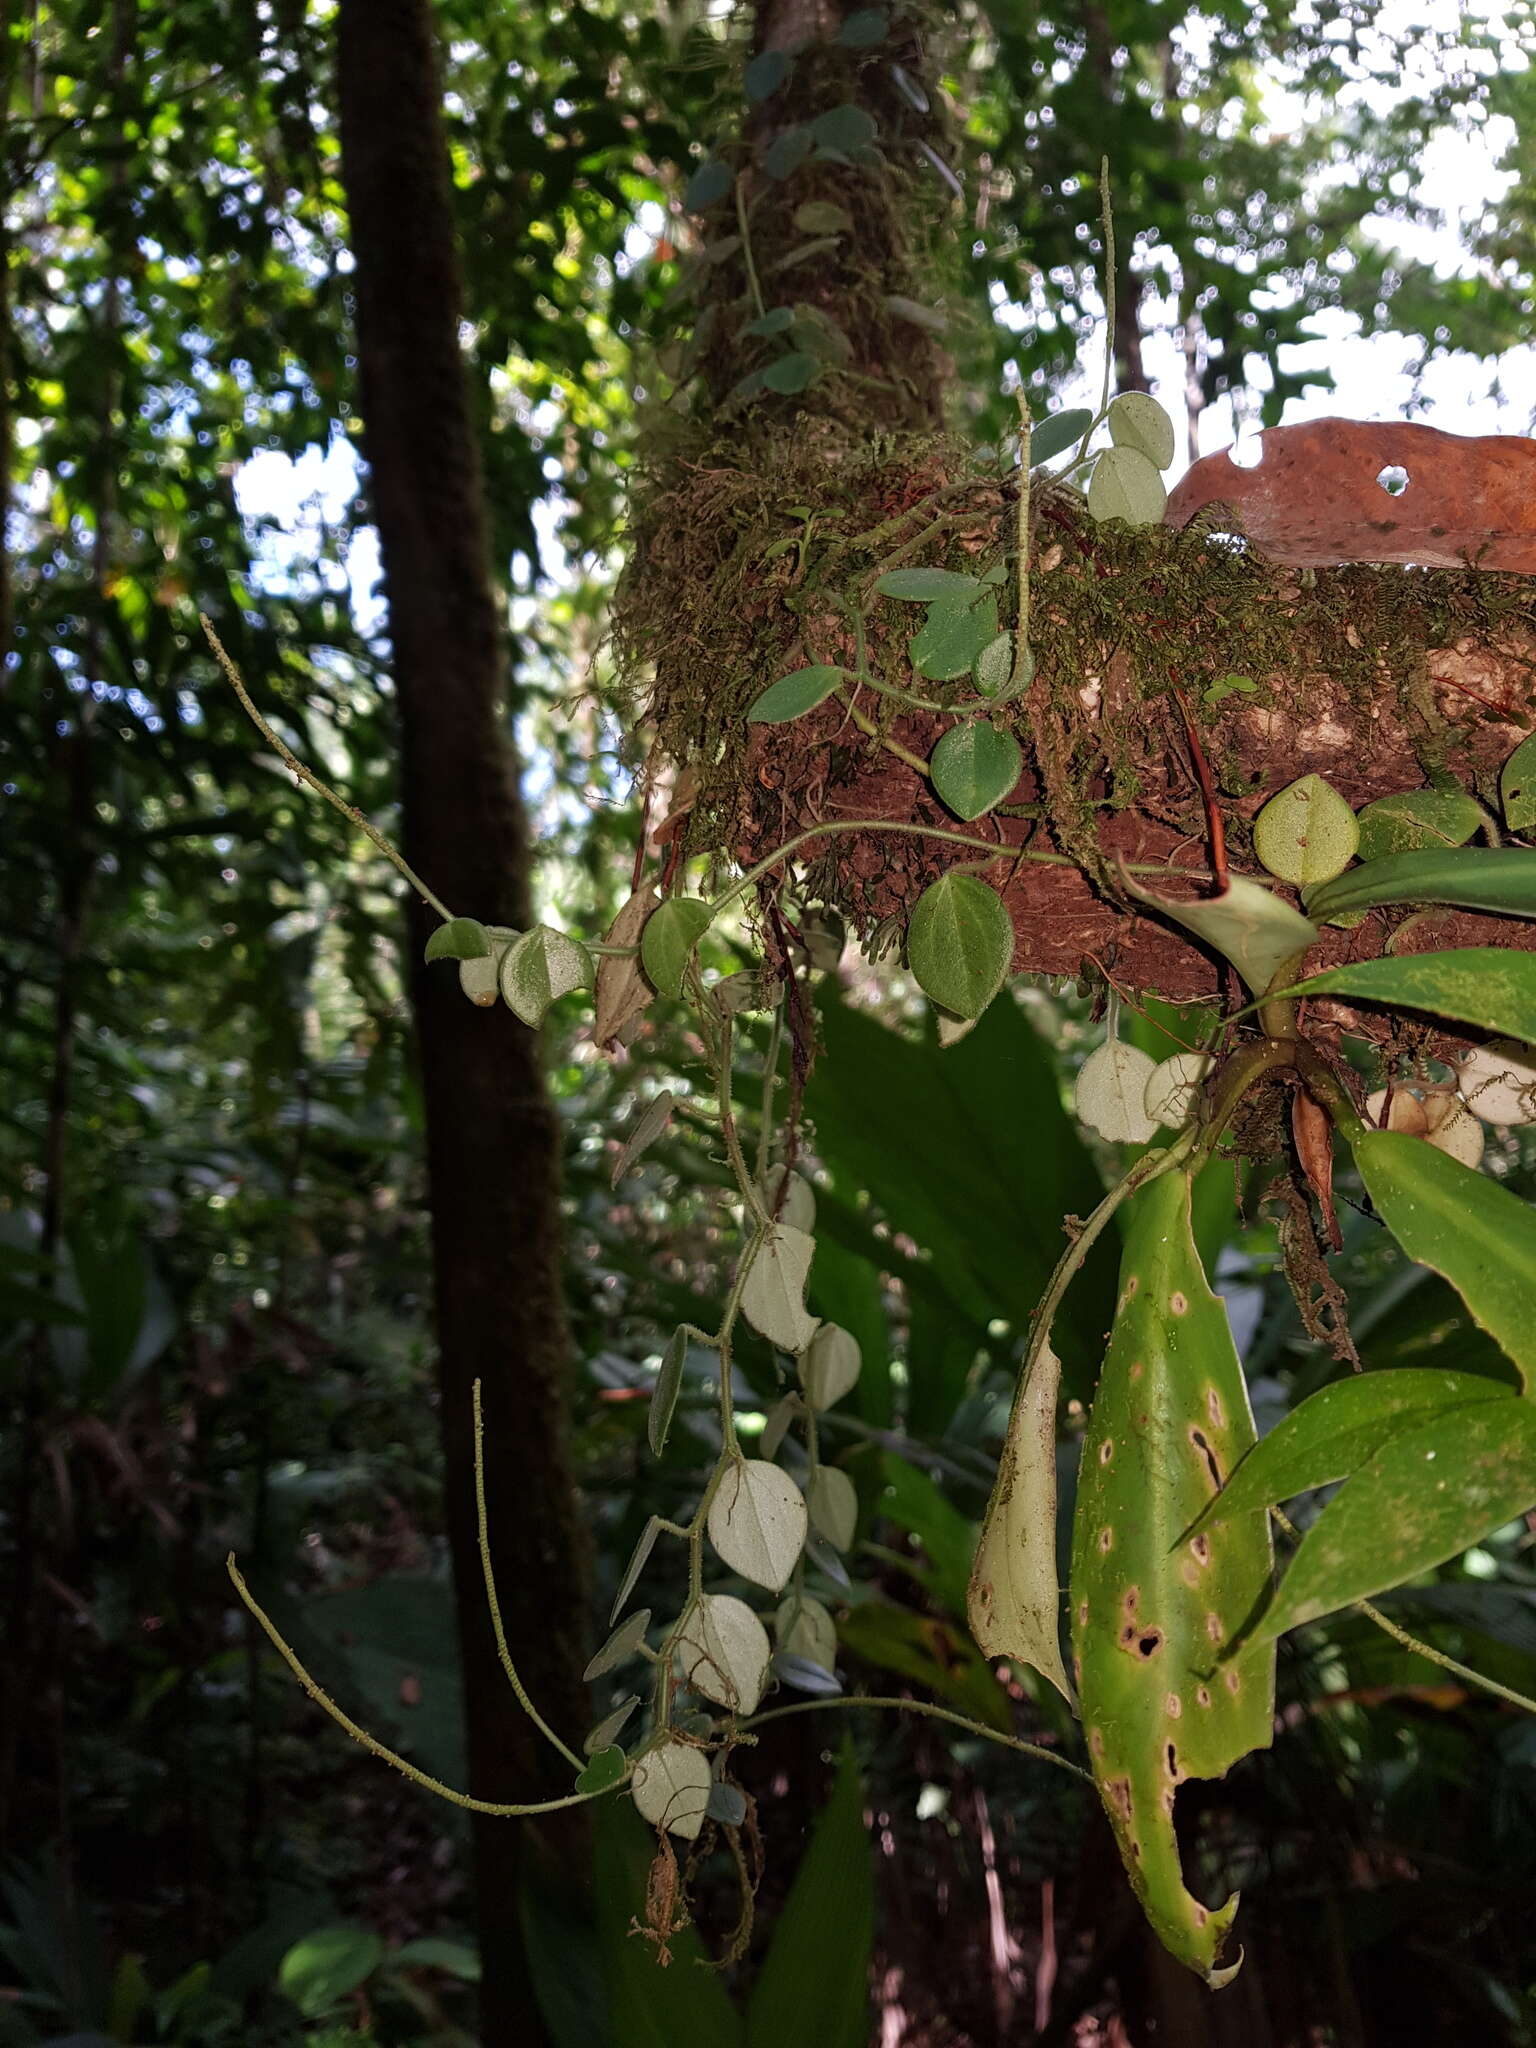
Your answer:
1500,731 -> 1536,833
929,719 -> 1022,821
1422,1093 -> 1485,1167
583,1696 -> 639,1757
648,1328 -> 688,1455
1073,1039 -> 1160,1144
811,104 -> 877,150
500,924 -> 593,1027
1459,1038 -> 1536,1126
740,1223 -> 819,1352
761,1165 -> 817,1232
1252,774 -> 1359,886
632,1740 -> 712,1838
906,873 -> 1013,1020
279,1927 -> 384,2018
793,199 -> 850,235
424,916 -> 491,964
745,306 -> 795,337
775,1591 -> 837,1671
676,1592 -> 771,1713
744,49 -> 789,99
800,1322 -> 861,1410
910,592 -> 999,681
707,1458 -> 809,1591
683,159 -> 733,211
807,1465 -> 858,1551
761,350 -> 818,395
874,567 -> 981,601
1143,1050 -> 1213,1130
1028,407 -> 1093,466
1086,443 -> 1168,526
973,632 -> 1015,697
747,664 -> 843,724
640,897 -> 714,998
583,1607 -> 652,1683
1355,789 -> 1482,859
1107,390 -> 1176,471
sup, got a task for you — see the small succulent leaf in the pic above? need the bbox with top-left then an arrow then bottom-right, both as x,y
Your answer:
810,104 -> 877,150
740,1224 -> 819,1352
1028,407 -> 1094,465
800,1322 -> 862,1410
793,199 -> 851,235
1271,950 -> 1536,1049
761,350 -> 819,395
640,897 -> 714,998
583,1607 -> 653,1683
908,592 -> 999,680
648,1327 -> 689,1456
425,917 -> 491,963
684,160 -> 733,210
583,1696 -> 640,1756
972,632 -> 1015,697
1355,789 -> 1483,859
805,1533 -> 851,1589
593,887 -> 658,1045
676,1593 -> 771,1714
1144,1052 -> 1213,1130
611,1088 -> 677,1189
1256,1403 -> 1536,1642
611,1515 -> 665,1623
499,925 -> 593,1027
807,1465 -> 858,1551
745,305 -> 796,337
1305,846 -> 1536,922
968,1339 -> 1071,1700
1087,444 -> 1168,526
929,719 -> 1023,821
575,1745 -> 629,1795
874,567 -> 982,601
708,1458 -> 809,1591
776,1591 -> 838,1671
1070,1169 -> 1274,1986
1074,1040 -> 1161,1144
744,49 -> 790,99
1252,775 -> 1359,887
1500,732 -> 1536,832
906,873 -> 1013,1021
771,1651 -> 843,1694
1122,871 -> 1318,997
1108,390 -> 1176,470
1458,1038 -> 1536,1125
631,1740 -> 711,1839
1188,1368 -> 1513,1538
1351,1130 -> 1536,1391
708,1781 -> 749,1826
747,664 -> 844,723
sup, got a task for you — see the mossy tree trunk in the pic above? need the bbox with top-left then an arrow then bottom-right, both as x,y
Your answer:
335,5 -> 588,2040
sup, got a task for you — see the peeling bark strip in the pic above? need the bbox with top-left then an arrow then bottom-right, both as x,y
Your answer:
335,6 -> 589,2041
618,0 -> 1536,1008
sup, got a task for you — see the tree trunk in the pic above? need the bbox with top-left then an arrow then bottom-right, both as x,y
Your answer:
334,7 -> 589,2040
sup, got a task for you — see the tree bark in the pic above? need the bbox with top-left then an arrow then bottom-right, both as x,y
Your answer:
335,7 -> 589,2040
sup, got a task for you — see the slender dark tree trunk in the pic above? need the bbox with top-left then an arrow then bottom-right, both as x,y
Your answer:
335,6 -> 589,2040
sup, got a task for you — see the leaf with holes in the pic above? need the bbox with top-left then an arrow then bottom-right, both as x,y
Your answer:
1501,733 -> 1536,833
1254,1402 -> 1536,1642
929,719 -> 1022,822
968,1340 -> 1071,1700
1268,950 -> 1536,1048
640,897 -> 715,998
1108,391 -> 1176,471
1356,789 -> 1482,859
1188,1368 -> 1513,1538
708,1458 -> 809,1592
907,873 -> 1013,1021
1087,444 -> 1168,527
1070,1169 -> 1274,1986
1123,872 -> 1318,998
909,592 -> 999,680
1029,407 -> 1093,466
1305,846 -> 1536,922
1350,1130 -> 1536,1391
747,664 -> 843,724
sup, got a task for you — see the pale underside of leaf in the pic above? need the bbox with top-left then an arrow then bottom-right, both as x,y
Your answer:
968,1339 -> 1072,1700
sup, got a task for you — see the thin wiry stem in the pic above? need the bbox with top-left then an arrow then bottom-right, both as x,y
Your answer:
740,1693 -> 1092,1783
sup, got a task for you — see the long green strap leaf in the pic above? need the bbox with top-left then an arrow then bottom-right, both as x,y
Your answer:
1270,949 -> 1536,1046
1071,1169 -> 1274,1987
1306,845 -> 1536,922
